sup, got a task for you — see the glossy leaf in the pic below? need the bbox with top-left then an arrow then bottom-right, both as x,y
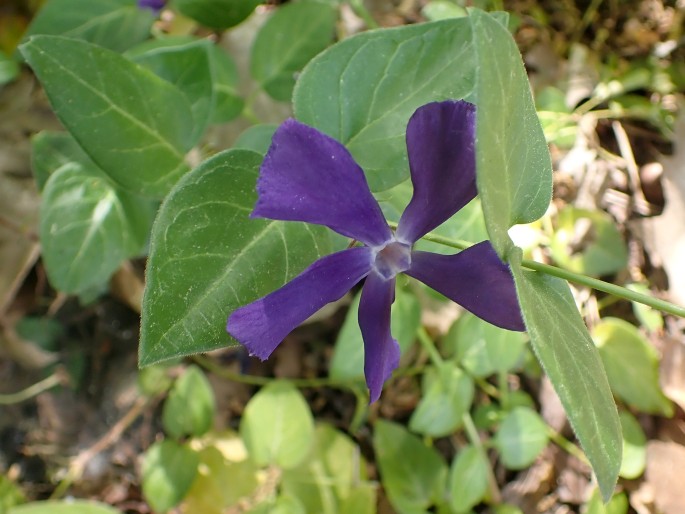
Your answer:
240,381 -> 314,469
139,150 -> 329,365
295,18 -> 475,191
22,0 -> 153,52
510,252 -> 621,501
592,318 -> 673,416
172,0 -> 260,29
251,1 -> 336,102
448,445 -> 489,513
373,420 -> 447,513
40,163 -> 154,294
141,440 -> 200,513
21,36 -> 193,198
409,365 -> 474,437
470,9 -> 552,257
550,207 -> 628,277
494,407 -> 549,470
162,365 -> 216,439
128,38 -> 215,143
330,286 -> 420,381
9,502 -> 121,514
447,312 -> 528,376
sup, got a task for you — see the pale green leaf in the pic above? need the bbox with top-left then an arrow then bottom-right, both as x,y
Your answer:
494,407 -> 549,470
139,150 -> 329,365
9,502 -> 121,514
162,365 -> 216,439
448,445 -> 489,513
592,318 -> 673,416
240,381 -> 314,469
618,410 -> 646,479
142,440 -> 199,513
31,131 -> 96,191
233,124 -> 278,155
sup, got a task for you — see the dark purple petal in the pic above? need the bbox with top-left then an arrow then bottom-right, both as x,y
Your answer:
138,0 -> 165,11
227,247 -> 374,360
253,119 -> 392,247
358,272 -> 400,403
405,241 -> 525,331
396,101 -> 477,244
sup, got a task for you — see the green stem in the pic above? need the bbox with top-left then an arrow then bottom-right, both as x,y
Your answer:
348,0 -> 378,29
388,222 -> 685,318
462,412 -> 501,504
417,326 -> 444,368
548,428 -> 589,465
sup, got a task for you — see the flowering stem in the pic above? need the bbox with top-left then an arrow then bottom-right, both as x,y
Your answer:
388,222 -> 685,318
417,326 -> 444,368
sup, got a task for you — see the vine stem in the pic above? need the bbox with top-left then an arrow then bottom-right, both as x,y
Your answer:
387,222 -> 685,318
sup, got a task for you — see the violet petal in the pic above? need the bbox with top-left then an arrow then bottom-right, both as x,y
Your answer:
253,119 -> 392,247
358,272 -> 400,403
396,100 -> 478,244
405,241 -> 525,331
227,246 -> 374,360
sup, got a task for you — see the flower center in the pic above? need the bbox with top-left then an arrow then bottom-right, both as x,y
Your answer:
372,239 -> 412,280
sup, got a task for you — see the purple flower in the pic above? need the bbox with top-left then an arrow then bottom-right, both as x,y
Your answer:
227,100 -> 525,402
138,0 -> 165,12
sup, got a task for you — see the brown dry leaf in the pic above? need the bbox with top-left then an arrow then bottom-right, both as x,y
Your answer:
640,112 -> 685,306
644,440 -> 685,514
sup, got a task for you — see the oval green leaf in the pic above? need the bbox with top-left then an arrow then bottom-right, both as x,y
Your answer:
251,1 -> 337,102
162,365 -> 216,440
40,163 -> 154,294
172,0 -> 261,29
20,36 -> 193,198
470,9 -> 552,257
373,420 -> 447,513
139,149 -> 329,365
618,410 -> 646,479
141,440 -> 200,513
294,18 -> 475,192
592,318 -> 673,416
494,406 -> 549,470
448,445 -> 489,513
509,252 -> 621,501
240,381 -> 315,469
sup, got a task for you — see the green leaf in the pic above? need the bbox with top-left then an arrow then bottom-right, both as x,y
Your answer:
208,44 -> 244,123
294,18 -> 475,192
409,365 -> 474,437
618,410 -> 646,479
282,423 -> 373,513
162,365 -> 216,439
421,1 -> 466,21
20,36 -> 194,198
9,501 -> 121,514
31,131 -> 95,191
172,0 -> 261,29
592,318 -> 673,416
251,1 -> 336,102
0,475 -> 25,512
240,381 -> 315,469
40,163 -> 154,294
22,0 -> 154,53
139,149 -> 329,365
447,445 -> 489,513
330,286 -> 420,381
141,440 -> 200,513
584,489 -> 629,514
494,407 -> 549,470
470,9 -> 552,257
0,51 -> 19,86
373,420 -> 447,513
510,254 -> 621,501
233,124 -> 278,155
128,38 -> 216,143
447,312 -> 528,377
627,283 -> 664,333
550,207 -> 628,277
